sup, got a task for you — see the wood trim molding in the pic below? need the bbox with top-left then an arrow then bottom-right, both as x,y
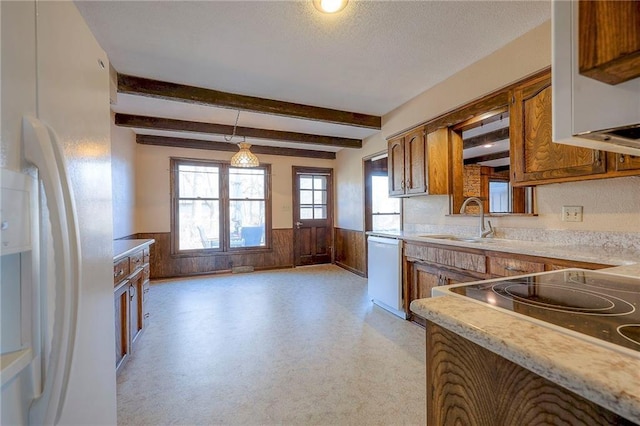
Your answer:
118,74 -> 381,129
463,150 -> 510,165
387,67 -> 551,140
116,113 -> 362,149
137,134 -> 336,160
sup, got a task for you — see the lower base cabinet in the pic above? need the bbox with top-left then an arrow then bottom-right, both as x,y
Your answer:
426,322 -> 634,425
114,242 -> 152,373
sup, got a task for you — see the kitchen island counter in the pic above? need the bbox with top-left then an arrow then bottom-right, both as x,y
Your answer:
411,290 -> 640,423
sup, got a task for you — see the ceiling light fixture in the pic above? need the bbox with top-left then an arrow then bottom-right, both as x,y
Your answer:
225,110 -> 259,168
231,138 -> 260,168
313,0 -> 348,14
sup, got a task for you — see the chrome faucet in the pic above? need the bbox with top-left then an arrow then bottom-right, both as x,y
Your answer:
460,197 -> 494,238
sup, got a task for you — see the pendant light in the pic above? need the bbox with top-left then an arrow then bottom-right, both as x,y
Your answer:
230,138 -> 259,168
225,110 -> 259,168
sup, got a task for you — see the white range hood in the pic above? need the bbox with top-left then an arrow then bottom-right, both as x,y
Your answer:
552,0 -> 640,156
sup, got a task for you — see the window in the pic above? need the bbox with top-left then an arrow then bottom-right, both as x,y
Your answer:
365,155 -> 401,232
172,158 -> 270,253
298,174 -> 328,220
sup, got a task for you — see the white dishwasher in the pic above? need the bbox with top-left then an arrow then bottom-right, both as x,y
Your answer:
367,236 -> 406,319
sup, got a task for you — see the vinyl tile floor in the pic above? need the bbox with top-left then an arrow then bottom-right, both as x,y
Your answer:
117,264 -> 426,425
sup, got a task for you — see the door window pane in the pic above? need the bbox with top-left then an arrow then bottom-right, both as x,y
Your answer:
313,190 -> 327,205
178,200 -> 220,250
314,176 -> 327,190
300,207 -> 313,219
372,176 -> 400,214
300,176 -> 313,189
300,190 -> 313,204
314,206 -> 327,219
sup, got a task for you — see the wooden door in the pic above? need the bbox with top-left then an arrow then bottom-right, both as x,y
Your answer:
510,74 -> 606,185
293,167 -> 333,266
404,128 -> 428,194
388,136 -> 405,196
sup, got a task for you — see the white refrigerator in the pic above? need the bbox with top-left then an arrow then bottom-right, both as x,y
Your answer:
1,1 -> 117,424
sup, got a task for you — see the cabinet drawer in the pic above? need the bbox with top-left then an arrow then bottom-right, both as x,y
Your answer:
130,251 -> 143,272
405,243 -> 486,274
113,258 -> 130,284
489,257 -> 544,277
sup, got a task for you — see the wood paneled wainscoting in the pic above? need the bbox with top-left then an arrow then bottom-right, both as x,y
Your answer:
132,229 -> 294,279
334,228 -> 366,277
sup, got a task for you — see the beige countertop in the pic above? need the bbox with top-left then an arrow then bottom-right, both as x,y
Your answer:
368,230 -> 640,270
113,238 -> 155,262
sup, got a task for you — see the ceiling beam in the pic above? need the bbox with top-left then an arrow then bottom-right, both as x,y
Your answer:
463,127 -> 510,150
464,150 -> 510,165
117,74 -> 382,130
136,135 -> 336,160
115,114 -> 362,148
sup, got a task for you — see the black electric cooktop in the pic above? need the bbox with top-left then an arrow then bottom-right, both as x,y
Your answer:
448,269 -> 640,354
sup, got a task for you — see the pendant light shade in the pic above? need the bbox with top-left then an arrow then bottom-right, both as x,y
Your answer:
230,143 -> 259,168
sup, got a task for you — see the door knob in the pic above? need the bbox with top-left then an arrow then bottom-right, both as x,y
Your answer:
295,221 -> 303,229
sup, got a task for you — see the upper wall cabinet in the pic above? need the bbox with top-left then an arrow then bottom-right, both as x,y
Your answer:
388,127 -> 427,196
509,72 -> 607,186
579,0 -> 640,85
388,127 -> 451,197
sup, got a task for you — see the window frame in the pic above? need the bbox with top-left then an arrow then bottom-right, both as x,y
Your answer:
170,157 -> 272,256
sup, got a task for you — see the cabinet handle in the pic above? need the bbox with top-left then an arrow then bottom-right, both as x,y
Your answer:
593,150 -> 602,166
401,180 -> 405,189
114,269 -> 124,278
620,155 -> 626,163
505,266 -> 525,273
144,313 -> 150,319
129,285 -> 136,300
407,179 -> 412,189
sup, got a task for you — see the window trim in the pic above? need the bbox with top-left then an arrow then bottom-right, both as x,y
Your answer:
170,157 -> 272,256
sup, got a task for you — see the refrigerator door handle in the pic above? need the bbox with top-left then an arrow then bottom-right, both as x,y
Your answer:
22,115 -> 81,425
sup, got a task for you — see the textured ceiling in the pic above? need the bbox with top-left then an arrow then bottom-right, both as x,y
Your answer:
76,0 -> 550,152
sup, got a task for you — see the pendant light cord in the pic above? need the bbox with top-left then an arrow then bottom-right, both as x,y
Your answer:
224,110 -> 241,142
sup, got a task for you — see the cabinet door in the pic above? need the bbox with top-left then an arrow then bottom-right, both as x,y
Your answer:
404,128 -> 428,194
114,282 -> 130,371
510,75 -> 606,185
426,128 -> 451,195
129,271 -> 144,346
388,136 -> 406,196
410,262 -> 441,302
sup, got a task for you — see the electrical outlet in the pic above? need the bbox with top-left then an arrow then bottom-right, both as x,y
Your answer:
562,206 -> 583,222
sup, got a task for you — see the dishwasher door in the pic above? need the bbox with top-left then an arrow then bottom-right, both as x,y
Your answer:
367,236 -> 406,319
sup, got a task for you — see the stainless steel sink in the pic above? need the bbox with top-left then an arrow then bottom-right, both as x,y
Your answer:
418,234 -> 491,243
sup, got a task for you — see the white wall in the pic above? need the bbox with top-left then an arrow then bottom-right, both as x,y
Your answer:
336,19 -> 640,241
110,112 -> 137,239
134,143 -> 335,233
336,20 -> 553,231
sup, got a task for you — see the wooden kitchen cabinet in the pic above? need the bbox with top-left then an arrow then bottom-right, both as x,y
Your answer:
510,73 -> 607,186
404,242 -> 487,325
388,126 -> 453,197
113,241 -> 153,374
579,0 -> 640,85
388,127 -> 427,196
426,322 -> 634,425
488,256 -> 545,278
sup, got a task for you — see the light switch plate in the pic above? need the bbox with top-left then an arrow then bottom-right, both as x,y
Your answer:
562,206 -> 583,222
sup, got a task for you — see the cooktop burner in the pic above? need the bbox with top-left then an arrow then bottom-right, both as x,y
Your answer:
448,269 -> 640,353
